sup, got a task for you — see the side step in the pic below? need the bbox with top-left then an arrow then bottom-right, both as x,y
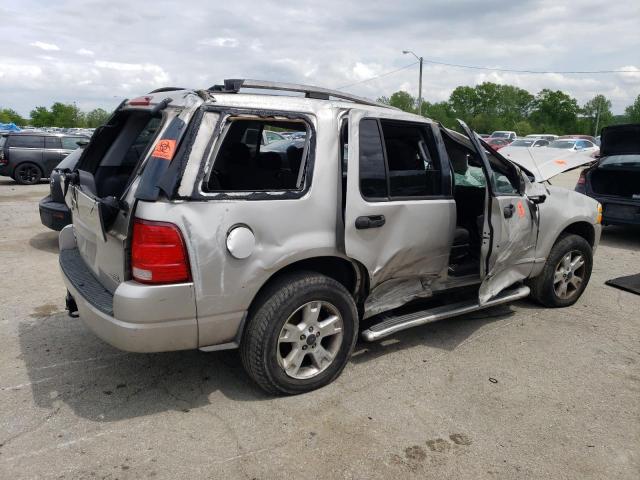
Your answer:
361,285 -> 530,342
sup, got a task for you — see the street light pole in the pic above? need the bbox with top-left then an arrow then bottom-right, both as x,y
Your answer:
403,50 -> 423,115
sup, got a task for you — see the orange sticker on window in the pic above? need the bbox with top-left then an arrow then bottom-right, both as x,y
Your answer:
152,139 -> 177,160
554,159 -> 567,165
517,201 -> 526,218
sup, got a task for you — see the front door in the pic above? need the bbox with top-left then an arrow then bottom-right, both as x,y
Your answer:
457,120 -> 538,304
344,110 -> 456,317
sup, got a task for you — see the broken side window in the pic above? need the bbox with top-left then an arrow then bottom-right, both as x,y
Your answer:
206,118 -> 309,192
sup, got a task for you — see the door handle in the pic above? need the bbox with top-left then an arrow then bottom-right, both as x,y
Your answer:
355,215 -> 386,229
503,204 -> 515,218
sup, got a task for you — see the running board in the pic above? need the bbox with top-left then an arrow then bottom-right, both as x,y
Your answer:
361,285 -> 530,342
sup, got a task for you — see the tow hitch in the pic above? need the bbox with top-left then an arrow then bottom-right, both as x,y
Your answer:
65,291 -> 79,318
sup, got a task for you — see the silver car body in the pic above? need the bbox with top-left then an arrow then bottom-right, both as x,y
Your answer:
58,85 -> 601,353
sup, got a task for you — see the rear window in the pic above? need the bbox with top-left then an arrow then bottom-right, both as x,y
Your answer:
205,118 -> 309,192
9,135 -> 44,148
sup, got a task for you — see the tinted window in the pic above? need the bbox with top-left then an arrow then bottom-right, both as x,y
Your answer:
45,137 -> 62,149
206,119 -> 308,192
61,137 -> 84,150
10,135 -> 44,148
359,119 -> 387,198
381,121 -> 442,198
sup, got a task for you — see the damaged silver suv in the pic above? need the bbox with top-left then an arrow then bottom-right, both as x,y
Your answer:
58,79 -> 601,394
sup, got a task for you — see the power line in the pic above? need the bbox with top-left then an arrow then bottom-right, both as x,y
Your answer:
336,62 -> 418,89
420,58 -> 637,75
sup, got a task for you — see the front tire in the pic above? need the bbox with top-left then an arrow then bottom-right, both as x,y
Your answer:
13,162 -> 42,185
240,272 -> 358,395
528,234 -> 593,307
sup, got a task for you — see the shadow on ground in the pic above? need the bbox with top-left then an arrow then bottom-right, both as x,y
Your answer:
600,225 -> 640,250
29,231 -> 59,254
17,302 -> 512,422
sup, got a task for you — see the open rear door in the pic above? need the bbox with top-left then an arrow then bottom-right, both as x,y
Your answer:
457,120 -> 537,304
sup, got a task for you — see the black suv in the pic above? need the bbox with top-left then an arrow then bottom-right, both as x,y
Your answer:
0,132 -> 88,185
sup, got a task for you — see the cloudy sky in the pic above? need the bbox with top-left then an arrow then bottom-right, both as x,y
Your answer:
1,0 -> 639,117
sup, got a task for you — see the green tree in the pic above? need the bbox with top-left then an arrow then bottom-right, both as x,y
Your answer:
625,94 -> 640,123
529,89 -> 579,134
421,100 -> 457,129
29,106 -> 53,127
387,90 -> 417,113
85,108 -> 110,128
581,95 -> 613,136
0,108 -> 26,126
50,102 -> 84,127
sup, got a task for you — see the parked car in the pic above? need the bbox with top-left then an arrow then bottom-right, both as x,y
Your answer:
575,124 -> 640,225
498,138 -> 550,161
547,138 -> 598,153
486,138 -> 510,150
57,79 -> 601,395
558,135 -> 598,144
39,147 -> 84,231
0,132 -> 88,184
525,134 -> 558,142
490,130 -> 517,141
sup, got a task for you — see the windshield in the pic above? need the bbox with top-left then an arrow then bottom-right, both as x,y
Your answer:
510,139 -> 535,147
491,132 -> 509,138
548,140 -> 575,149
600,154 -> 640,168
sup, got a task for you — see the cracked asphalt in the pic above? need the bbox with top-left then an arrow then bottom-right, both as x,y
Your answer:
1,172 -> 639,479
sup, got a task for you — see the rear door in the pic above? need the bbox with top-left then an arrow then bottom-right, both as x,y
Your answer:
457,120 -> 537,304
344,109 -> 456,317
8,134 -> 43,166
43,136 -> 64,174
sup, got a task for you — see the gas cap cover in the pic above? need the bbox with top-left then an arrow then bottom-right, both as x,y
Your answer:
226,226 -> 255,259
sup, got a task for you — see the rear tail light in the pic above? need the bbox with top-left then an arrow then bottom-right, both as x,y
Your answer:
131,219 -> 191,284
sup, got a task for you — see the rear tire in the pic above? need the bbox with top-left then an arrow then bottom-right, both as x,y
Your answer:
240,272 -> 358,395
13,162 -> 42,185
528,234 -> 593,307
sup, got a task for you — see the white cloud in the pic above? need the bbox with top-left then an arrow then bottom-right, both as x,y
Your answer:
198,37 -> 239,48
2,0 -> 638,115
29,41 -> 60,52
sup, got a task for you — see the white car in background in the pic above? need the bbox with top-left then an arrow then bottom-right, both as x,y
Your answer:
525,134 -> 558,142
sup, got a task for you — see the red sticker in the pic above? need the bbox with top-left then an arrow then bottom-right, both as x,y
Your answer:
152,139 -> 177,160
554,159 -> 567,165
517,201 -> 526,218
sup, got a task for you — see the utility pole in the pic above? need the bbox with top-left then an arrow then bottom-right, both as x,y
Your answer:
403,50 -> 423,115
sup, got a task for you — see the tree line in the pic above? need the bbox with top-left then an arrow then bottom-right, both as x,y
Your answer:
377,83 -> 640,136
0,103 -> 111,128
2,85 -> 640,134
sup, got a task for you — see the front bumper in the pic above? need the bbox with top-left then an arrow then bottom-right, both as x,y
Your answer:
58,232 -> 198,353
39,195 -> 71,231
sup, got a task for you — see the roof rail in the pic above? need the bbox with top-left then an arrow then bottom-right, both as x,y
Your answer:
208,79 -> 392,109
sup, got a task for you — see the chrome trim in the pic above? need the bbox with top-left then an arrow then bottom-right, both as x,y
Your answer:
361,285 -> 530,342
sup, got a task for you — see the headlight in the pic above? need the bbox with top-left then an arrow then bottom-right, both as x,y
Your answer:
596,203 -> 603,224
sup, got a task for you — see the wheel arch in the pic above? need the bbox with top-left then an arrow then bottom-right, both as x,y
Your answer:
246,255 -> 369,318
557,221 -> 596,247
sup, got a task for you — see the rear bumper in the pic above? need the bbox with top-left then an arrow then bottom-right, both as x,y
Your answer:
587,193 -> 640,225
39,195 -> 71,231
58,234 -> 198,353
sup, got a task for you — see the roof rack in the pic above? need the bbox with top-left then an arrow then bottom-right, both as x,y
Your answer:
207,79 -> 391,109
